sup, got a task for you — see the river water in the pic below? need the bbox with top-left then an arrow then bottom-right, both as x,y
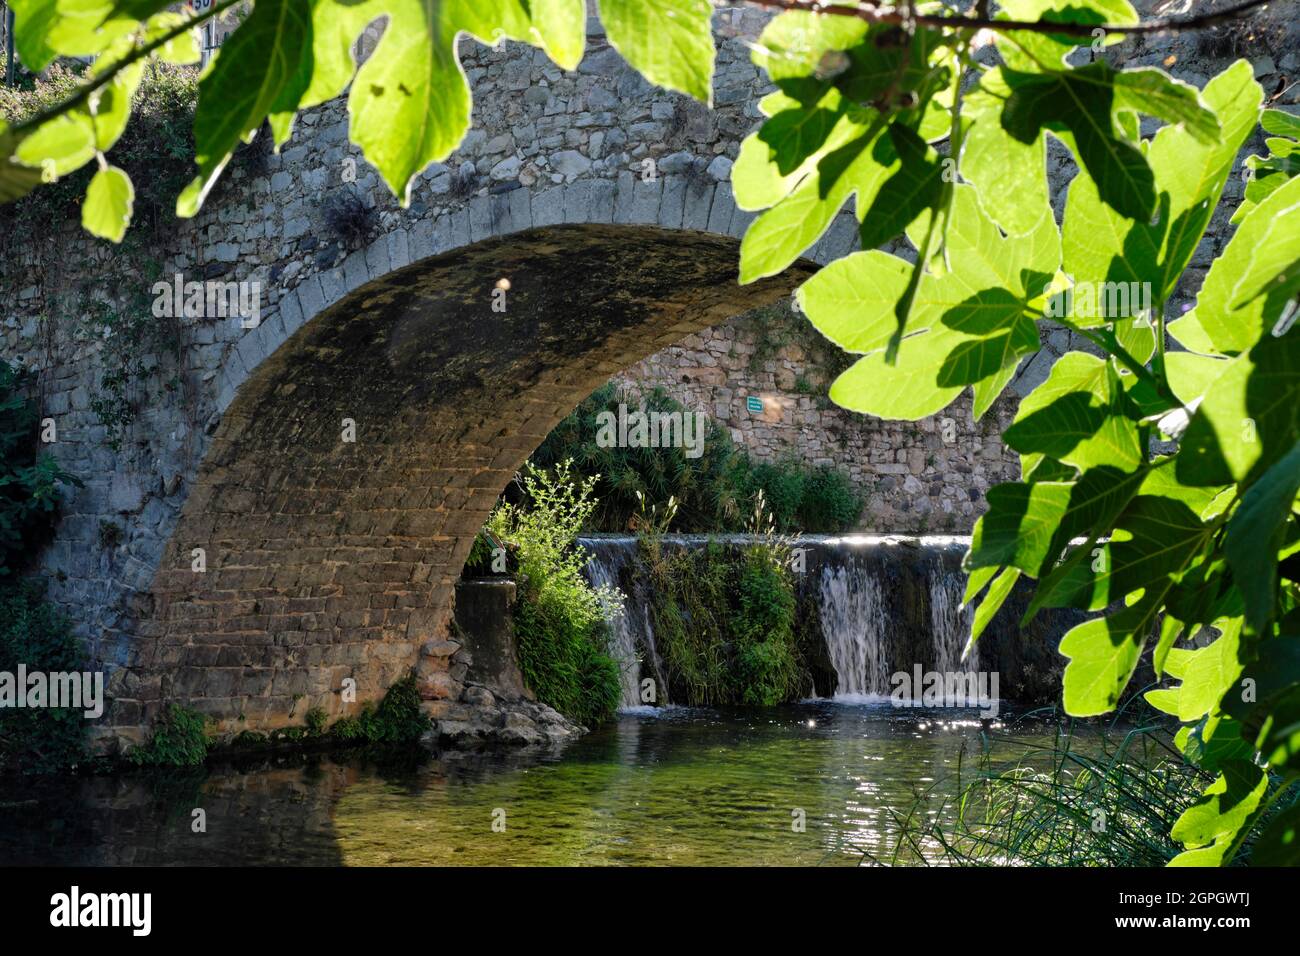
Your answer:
0,701 -> 1114,866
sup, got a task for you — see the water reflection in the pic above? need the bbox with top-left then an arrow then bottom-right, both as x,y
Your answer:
0,702 -> 1108,866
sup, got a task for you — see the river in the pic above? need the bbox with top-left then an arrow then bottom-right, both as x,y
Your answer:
0,700 -> 1132,866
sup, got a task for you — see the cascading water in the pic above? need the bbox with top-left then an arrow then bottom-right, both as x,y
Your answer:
810,537 -> 979,702
578,533 -> 1058,709
928,560 -> 978,675
817,563 -> 889,699
581,537 -> 666,710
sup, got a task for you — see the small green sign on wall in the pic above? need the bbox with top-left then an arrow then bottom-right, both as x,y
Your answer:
745,395 -> 764,414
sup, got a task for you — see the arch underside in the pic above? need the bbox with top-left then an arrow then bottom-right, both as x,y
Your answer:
115,225 -> 813,733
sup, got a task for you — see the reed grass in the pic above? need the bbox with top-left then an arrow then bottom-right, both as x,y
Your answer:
864,715 -> 1210,867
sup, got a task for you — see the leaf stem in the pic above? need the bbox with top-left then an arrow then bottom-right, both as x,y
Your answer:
1153,299 -> 1168,384
1074,324 -> 1176,403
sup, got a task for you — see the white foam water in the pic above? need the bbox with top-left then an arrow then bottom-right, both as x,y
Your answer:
582,538 -> 666,709
816,551 -> 976,703
929,563 -> 977,674
818,563 -> 889,698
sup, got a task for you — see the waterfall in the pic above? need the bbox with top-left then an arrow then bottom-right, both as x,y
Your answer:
581,537 -> 666,710
811,537 -> 978,703
817,563 -> 889,699
574,533 -> 1034,711
928,562 -> 977,675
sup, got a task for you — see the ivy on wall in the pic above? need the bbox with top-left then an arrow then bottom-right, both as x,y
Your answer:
0,361 -> 80,575
80,288 -> 182,452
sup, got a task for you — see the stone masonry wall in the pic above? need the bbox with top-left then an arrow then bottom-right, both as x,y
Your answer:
5,6 -> 808,740
614,302 -> 1020,532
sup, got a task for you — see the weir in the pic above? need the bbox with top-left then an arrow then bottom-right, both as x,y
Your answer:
581,534 -> 1079,710
581,537 -> 668,709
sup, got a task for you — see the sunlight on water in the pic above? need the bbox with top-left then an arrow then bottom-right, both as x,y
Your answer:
0,703 -> 1132,867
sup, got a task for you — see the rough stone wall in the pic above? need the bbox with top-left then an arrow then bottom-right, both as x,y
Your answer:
613,304 -> 1020,531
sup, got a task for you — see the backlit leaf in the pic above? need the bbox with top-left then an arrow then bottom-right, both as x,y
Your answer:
1059,590 -> 1163,716
1185,174 -> 1300,354
81,164 -> 134,242
1177,328 -> 1300,487
1169,760 -> 1268,865
598,0 -> 714,103
1225,441 -> 1300,634
177,0 -> 312,217
961,68 -> 1050,237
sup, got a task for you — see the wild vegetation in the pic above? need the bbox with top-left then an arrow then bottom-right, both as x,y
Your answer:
0,58 -> 197,247
638,494 -> 809,706
126,703 -> 210,768
528,383 -> 862,533
324,673 -> 429,745
471,461 -> 827,711
477,461 -> 622,727
0,581 -> 89,774
0,364 -> 87,774
869,723 -> 1300,867
0,362 -> 80,576
3,0 -> 1297,865
129,674 -> 429,767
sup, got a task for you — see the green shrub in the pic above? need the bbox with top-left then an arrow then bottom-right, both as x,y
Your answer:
641,538 -> 728,703
328,713 -> 369,742
128,704 -> 210,768
640,507 -> 803,707
489,461 -> 621,726
363,673 -> 428,743
733,546 -> 799,706
327,674 -> 429,745
529,384 -> 750,532
740,460 -> 805,530
0,581 -> 89,774
0,60 -> 197,248
736,460 -> 862,534
0,363 -> 82,577
231,730 -> 269,748
798,465 -> 863,532
305,707 -> 328,737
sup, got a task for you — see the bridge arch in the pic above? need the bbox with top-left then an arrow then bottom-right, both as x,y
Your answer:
120,215 -> 835,736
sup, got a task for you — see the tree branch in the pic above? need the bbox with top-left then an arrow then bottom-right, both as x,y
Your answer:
9,0 -> 244,137
737,0 -> 1276,38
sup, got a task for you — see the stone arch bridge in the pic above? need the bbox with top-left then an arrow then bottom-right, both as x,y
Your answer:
2,8 -> 860,743
0,5 -> 1233,744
